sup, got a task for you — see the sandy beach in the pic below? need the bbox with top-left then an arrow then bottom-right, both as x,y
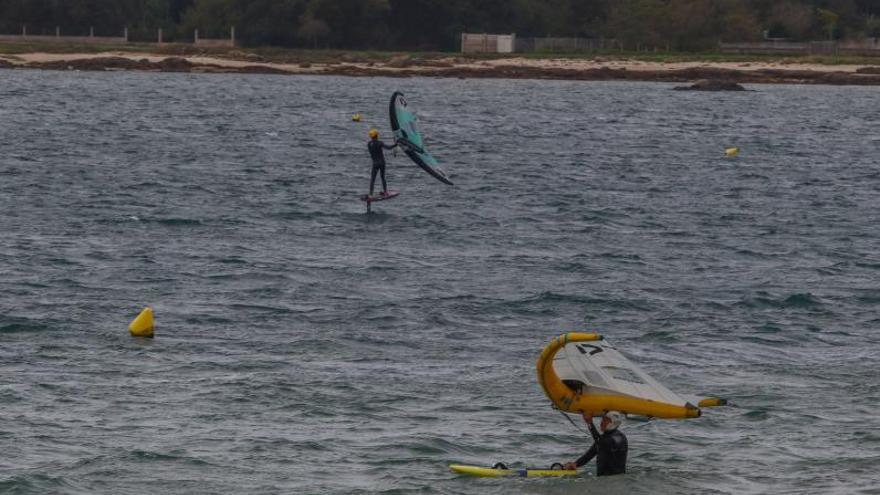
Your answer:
3,50 -> 880,85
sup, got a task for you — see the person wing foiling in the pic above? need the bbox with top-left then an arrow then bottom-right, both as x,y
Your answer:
367,128 -> 397,197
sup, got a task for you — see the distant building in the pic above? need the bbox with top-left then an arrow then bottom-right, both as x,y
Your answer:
460,33 -> 515,53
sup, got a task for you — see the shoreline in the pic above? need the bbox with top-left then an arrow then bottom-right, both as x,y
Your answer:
3,49 -> 880,85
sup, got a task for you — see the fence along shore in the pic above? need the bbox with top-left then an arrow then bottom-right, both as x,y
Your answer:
0,25 -> 236,47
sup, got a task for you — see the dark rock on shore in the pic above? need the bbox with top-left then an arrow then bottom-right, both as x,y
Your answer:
156,57 -> 194,72
674,79 -> 747,91
30,56 -> 145,71
235,65 -> 291,75
26,56 -> 188,72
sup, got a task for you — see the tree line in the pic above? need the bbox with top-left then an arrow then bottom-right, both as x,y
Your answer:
1,0 -> 879,50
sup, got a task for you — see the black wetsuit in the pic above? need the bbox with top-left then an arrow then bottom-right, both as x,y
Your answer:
575,421 -> 628,476
367,139 -> 397,194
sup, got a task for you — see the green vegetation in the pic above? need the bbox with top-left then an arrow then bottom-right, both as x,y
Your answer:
4,39 -> 880,68
1,0 -> 879,51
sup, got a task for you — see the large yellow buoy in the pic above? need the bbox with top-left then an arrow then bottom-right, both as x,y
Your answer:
129,307 -> 154,338
725,147 -> 740,157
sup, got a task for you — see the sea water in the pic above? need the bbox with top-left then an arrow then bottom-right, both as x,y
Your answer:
1,69 -> 879,494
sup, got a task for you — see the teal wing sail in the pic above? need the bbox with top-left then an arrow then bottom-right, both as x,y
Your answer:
389,92 -> 453,186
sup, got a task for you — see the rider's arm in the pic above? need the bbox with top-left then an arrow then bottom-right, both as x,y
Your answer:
586,418 -> 601,442
575,443 -> 598,467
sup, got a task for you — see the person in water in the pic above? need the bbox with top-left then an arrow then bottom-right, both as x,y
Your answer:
563,411 -> 628,476
367,128 -> 397,197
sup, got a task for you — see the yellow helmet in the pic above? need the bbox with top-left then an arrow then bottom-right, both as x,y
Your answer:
369,129 -> 379,139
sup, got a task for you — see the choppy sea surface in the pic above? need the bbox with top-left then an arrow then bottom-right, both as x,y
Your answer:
1,69 -> 879,494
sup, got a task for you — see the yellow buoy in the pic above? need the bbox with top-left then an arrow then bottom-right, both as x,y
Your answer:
129,307 -> 154,338
725,147 -> 740,157
352,113 -> 362,122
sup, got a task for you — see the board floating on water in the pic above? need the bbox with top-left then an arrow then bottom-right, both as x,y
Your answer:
449,464 -> 577,478
359,190 -> 399,203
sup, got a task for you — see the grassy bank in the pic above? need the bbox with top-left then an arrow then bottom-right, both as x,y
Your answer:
3,41 -> 880,67
0,41 -> 450,64
511,50 -> 880,66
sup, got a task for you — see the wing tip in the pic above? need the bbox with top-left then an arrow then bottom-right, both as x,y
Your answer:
698,397 -> 728,408
685,402 -> 702,418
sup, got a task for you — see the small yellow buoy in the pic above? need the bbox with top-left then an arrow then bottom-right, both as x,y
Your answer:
725,147 -> 740,157
352,113 -> 362,122
129,307 -> 154,338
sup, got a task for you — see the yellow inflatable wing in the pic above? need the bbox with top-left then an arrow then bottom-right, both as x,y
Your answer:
537,333 -> 708,419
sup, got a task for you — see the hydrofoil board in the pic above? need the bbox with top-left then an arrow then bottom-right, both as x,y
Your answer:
359,190 -> 399,203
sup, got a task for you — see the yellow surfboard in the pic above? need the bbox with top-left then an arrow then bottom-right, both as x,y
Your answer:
449,464 -> 578,478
